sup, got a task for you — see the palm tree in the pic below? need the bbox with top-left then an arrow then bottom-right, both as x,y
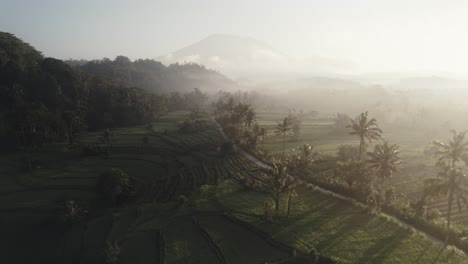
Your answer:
347,111 -> 382,160
259,128 -> 267,149
426,130 -> 468,245
425,167 -> 468,245
245,108 -> 256,129
265,162 -> 289,216
289,144 -> 320,175
367,140 -> 400,212
432,130 -> 468,167
275,117 -> 292,159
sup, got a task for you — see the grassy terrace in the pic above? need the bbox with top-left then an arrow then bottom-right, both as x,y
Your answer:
257,111 -> 468,224
213,180 -> 468,264
1,110 -> 467,263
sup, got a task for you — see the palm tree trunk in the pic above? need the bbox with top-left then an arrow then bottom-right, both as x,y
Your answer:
378,175 -> 385,213
286,189 -> 293,217
282,132 -> 286,160
446,175 -> 455,246
359,135 -> 364,160
275,192 -> 280,216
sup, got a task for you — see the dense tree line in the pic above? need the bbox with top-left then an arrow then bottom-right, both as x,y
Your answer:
0,32 -> 211,151
67,56 -> 237,94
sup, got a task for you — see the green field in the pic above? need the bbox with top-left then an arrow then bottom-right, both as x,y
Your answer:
257,111 -> 468,224
1,110 -> 467,263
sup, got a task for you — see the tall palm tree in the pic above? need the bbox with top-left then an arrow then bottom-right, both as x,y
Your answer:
432,130 -> 468,167
275,117 -> 292,159
347,111 -> 382,160
425,167 -> 468,245
265,162 -> 289,216
259,128 -> 267,149
426,130 -> 468,245
290,144 -> 320,175
367,140 -> 400,212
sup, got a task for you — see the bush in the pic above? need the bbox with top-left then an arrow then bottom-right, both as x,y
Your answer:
178,119 -> 211,133
97,168 -> 135,206
104,240 -> 121,264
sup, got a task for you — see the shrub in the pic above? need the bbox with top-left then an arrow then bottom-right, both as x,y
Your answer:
104,240 -> 121,264
178,119 -> 211,133
59,199 -> 87,227
97,168 -> 135,206
262,201 -> 275,221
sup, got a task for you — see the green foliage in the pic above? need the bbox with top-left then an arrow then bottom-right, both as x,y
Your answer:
287,144 -> 320,176
367,140 -> 401,211
178,119 -> 211,133
335,160 -> 371,193
347,111 -> 382,159
97,168 -> 135,205
104,240 -> 121,264
336,144 -> 360,162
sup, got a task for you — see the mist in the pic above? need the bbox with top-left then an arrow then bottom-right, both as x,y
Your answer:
4,1 -> 468,263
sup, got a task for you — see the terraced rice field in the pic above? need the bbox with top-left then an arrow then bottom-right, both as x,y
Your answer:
257,111 -> 463,225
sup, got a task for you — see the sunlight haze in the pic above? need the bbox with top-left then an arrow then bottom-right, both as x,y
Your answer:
2,0 -> 468,76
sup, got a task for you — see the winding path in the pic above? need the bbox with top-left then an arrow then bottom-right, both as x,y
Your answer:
211,117 -> 466,257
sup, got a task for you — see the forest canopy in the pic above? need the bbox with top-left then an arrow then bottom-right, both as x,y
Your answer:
0,32 -> 234,151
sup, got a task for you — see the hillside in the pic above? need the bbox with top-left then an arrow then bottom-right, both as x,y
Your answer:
69,56 -> 238,94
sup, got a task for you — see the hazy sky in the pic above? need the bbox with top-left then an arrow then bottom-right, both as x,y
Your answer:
2,0 -> 468,75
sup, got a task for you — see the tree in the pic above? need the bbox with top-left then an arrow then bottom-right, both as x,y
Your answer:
367,141 -> 400,212
265,162 -> 289,216
288,112 -> 302,141
347,111 -> 382,160
288,144 -> 319,176
275,117 -> 292,159
425,130 -> 468,245
425,167 -> 468,245
336,144 -> 360,162
335,160 -> 369,192
259,128 -> 267,149
431,130 -> 468,167
97,168 -> 135,205
245,107 -> 256,130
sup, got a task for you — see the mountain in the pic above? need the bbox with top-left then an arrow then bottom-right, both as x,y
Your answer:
159,34 -> 355,80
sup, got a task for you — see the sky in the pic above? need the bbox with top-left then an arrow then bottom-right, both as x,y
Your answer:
2,0 -> 468,76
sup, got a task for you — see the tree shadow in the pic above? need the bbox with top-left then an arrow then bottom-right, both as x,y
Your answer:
355,227 -> 411,264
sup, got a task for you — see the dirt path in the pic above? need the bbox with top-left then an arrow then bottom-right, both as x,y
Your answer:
212,117 -> 466,257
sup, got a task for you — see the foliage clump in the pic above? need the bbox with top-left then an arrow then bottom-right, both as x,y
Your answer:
97,168 -> 135,206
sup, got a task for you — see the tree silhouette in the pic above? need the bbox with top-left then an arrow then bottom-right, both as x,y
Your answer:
425,130 -> 468,245
265,162 -> 289,216
275,117 -> 292,159
347,111 -> 382,159
367,140 -> 400,212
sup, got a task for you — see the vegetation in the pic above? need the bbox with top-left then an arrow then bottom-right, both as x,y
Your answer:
97,168 -> 135,205
265,162 -> 289,216
275,117 -> 293,159
347,111 -> 382,159
4,31 -> 468,264
425,130 -> 468,244
367,141 -> 401,212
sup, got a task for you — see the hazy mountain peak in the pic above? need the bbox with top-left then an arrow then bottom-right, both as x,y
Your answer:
159,34 -> 354,80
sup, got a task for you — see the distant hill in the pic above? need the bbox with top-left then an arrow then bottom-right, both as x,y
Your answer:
69,56 -> 238,94
0,32 -> 220,150
159,34 -> 355,80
